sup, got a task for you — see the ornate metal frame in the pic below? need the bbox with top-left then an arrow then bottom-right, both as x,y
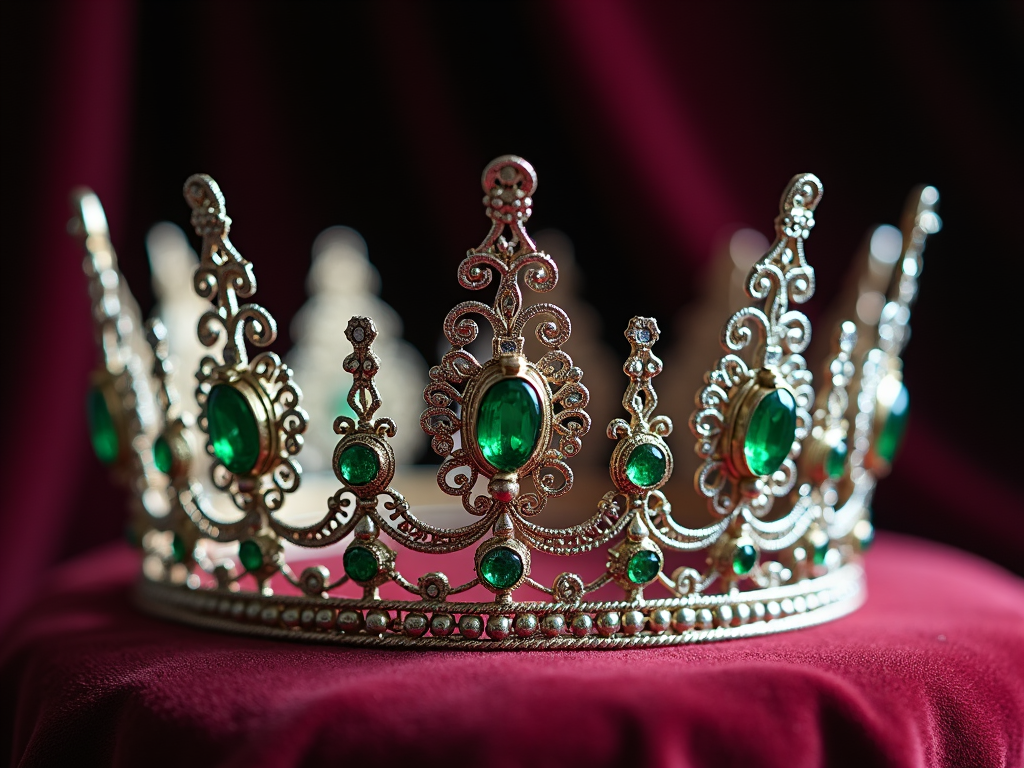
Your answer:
67,161 -> 942,649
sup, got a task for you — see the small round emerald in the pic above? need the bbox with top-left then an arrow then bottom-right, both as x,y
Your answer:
207,384 -> 260,475
625,443 -> 667,487
877,382 -> 909,463
344,545 -> 380,582
238,540 -> 263,571
743,388 -> 797,476
479,546 -> 524,590
824,438 -> 847,480
87,386 -> 119,465
626,550 -> 661,584
476,378 -> 542,473
154,435 -> 174,475
171,532 -> 187,563
338,444 -> 379,486
733,543 -> 757,575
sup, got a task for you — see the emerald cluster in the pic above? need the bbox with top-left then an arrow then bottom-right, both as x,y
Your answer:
476,378 -> 542,473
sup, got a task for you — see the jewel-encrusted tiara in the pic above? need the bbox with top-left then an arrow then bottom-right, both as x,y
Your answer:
77,156 -> 939,648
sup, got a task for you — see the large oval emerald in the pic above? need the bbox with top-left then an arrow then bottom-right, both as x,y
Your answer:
743,388 -> 797,476
87,386 -> 119,465
476,377 -> 542,473
207,384 -> 261,475
876,381 -> 909,463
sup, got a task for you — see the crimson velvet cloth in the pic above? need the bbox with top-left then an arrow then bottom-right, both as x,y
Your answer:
2,3 -> 1024,767
2,533 -> 1023,768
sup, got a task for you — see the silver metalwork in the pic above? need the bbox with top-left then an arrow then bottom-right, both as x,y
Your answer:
69,163 -> 936,649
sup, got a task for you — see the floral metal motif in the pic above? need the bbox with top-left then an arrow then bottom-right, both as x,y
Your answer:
184,174 -> 308,515
421,155 -> 591,531
691,174 -> 821,526
76,163 -> 904,649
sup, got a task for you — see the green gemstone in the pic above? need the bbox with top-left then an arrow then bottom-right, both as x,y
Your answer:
238,540 -> 263,571
626,550 -> 661,584
87,387 -> 119,465
824,438 -> 848,480
876,382 -> 909,463
343,546 -> 380,582
476,378 -> 543,473
625,443 -> 667,488
154,435 -> 174,475
171,532 -> 187,563
207,384 -> 261,475
338,444 -> 380,486
743,388 -> 797,476
479,546 -> 524,590
812,537 -> 830,565
733,543 -> 757,575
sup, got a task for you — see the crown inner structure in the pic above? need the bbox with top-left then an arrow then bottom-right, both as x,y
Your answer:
77,160 -> 939,648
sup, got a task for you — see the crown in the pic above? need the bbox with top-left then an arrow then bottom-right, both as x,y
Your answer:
76,156 -> 939,648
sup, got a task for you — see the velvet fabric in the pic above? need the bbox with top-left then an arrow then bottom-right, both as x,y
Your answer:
2,534 -> 1023,768
1,3 -> 1023,765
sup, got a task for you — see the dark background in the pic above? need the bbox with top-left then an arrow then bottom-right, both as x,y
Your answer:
1,1 -> 1021,627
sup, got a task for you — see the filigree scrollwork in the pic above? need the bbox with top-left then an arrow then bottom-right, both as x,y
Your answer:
73,188 -> 160,517
839,186 -> 940,539
184,174 -> 308,520
690,174 -> 822,524
420,155 -> 590,534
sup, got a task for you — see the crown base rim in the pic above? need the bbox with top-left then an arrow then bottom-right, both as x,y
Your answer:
136,564 -> 865,649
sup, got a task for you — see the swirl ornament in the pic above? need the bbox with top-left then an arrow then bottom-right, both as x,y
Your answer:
691,175 -> 821,524
73,189 -> 161,543
183,175 -> 309,588
420,156 -> 592,574
836,186 -> 941,550
81,166 -> 894,648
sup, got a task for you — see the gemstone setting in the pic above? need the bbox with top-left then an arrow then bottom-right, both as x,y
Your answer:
343,546 -> 380,583
876,379 -> 909,463
624,443 -> 667,488
338,443 -> 379,486
743,387 -> 797,476
87,386 -> 119,465
479,546 -> 524,590
207,384 -> 262,475
626,550 -> 661,584
154,434 -> 174,475
476,377 -> 543,473
238,540 -> 263,571
732,542 -> 758,575
824,437 -> 848,480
